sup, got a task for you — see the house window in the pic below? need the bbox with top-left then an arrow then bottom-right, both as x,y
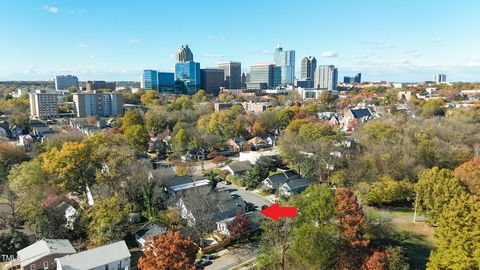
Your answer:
30,264 -> 36,270
105,265 -> 109,270
43,261 -> 49,269
117,261 -> 122,269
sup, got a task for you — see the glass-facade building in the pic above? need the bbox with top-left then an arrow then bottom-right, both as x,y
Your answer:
175,61 -> 201,95
143,70 -> 158,90
274,44 -> 295,85
157,72 -> 175,92
249,63 -> 281,89
143,70 -> 174,92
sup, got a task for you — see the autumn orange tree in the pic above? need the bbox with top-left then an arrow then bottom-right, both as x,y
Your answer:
362,250 -> 389,270
454,157 -> 480,195
335,187 -> 369,248
335,187 -> 370,269
138,231 -> 198,270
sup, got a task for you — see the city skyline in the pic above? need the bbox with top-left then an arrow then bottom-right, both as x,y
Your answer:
1,0 -> 480,82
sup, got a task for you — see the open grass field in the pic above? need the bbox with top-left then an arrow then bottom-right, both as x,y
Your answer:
365,207 -> 435,270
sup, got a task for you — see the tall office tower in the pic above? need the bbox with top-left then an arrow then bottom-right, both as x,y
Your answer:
314,65 -> 338,90
434,74 -> 447,83
241,73 -> 247,88
175,61 -> 201,95
55,75 -> 79,90
200,68 -> 225,96
248,63 -> 281,89
72,92 -> 123,118
140,74 -> 145,89
29,90 -> 59,119
86,81 -> 116,91
217,61 -> 241,89
142,70 -> 175,92
300,56 -> 317,80
176,45 -> 194,62
343,73 -> 362,84
143,70 -> 158,90
355,73 -> 362,83
273,43 -> 295,84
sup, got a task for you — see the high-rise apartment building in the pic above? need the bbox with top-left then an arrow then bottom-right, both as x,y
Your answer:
273,43 -> 295,84
86,81 -> 116,91
314,65 -> 338,90
29,90 -> 59,119
434,74 -> 447,83
175,61 -> 201,95
142,70 -> 174,92
249,63 -> 281,89
55,75 -> 79,90
176,45 -> 194,62
200,68 -> 224,96
217,61 -> 241,89
300,57 -> 317,80
72,92 -> 123,118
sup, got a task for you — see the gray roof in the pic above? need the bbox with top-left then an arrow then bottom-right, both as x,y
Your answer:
282,178 -> 316,191
135,223 -> 167,240
350,108 -> 373,119
215,198 -> 246,221
56,241 -> 131,269
149,168 -> 193,187
227,160 -> 252,173
265,170 -> 299,188
216,210 -> 265,225
17,239 -> 76,267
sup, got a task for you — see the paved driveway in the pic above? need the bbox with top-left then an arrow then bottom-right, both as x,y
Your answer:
216,183 -> 270,210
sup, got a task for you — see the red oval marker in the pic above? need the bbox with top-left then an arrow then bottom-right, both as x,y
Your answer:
260,203 -> 298,221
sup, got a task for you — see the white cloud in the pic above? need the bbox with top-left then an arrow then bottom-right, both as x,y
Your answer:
321,51 -> 338,58
128,39 -> 140,44
362,40 -> 394,50
89,54 -> 96,59
372,44 -> 394,49
397,59 -> 411,64
466,60 -> 480,67
78,43 -> 88,48
68,9 -> 85,15
202,53 -> 224,58
43,5 -> 58,14
250,49 -> 273,55
427,37 -> 442,43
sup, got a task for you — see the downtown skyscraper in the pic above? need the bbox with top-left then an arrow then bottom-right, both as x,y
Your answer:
273,43 -> 295,85
175,45 -> 200,94
218,61 -> 242,89
314,65 -> 338,90
300,56 -> 317,80
176,45 -> 194,62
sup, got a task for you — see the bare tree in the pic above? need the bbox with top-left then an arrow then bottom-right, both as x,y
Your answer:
177,187 -> 225,246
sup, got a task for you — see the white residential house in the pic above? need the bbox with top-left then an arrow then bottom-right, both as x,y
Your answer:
17,239 -> 76,270
262,170 -> 299,190
55,241 -> 131,270
222,160 -> 252,176
279,178 -> 316,198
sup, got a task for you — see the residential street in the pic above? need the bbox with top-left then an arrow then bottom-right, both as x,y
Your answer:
205,242 -> 260,270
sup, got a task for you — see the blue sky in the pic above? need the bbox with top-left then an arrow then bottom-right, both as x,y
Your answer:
1,0 -> 479,82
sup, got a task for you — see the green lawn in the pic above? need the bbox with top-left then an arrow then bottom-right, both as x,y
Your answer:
366,207 -> 435,270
